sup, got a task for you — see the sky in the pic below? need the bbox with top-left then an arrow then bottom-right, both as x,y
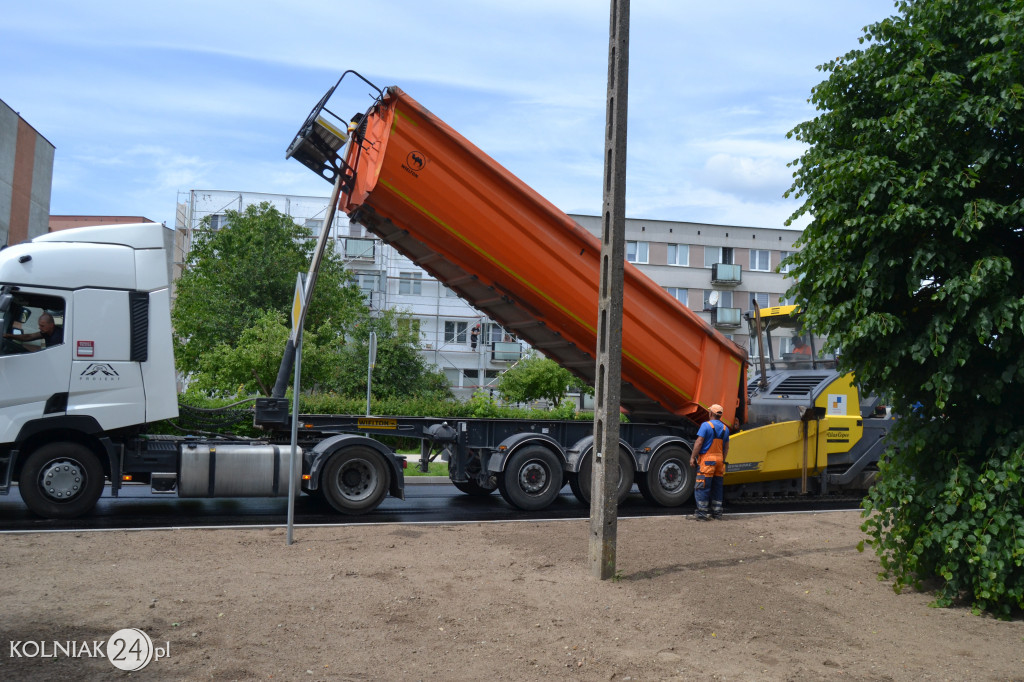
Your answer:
2,1 -> 900,231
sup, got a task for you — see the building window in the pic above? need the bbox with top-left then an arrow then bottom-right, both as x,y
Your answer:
484,323 -> 507,343
345,238 -> 375,259
704,290 -> 733,308
304,218 -> 324,236
208,214 -> 228,230
444,321 -> 468,344
704,247 -> 733,268
398,272 -> 422,295
666,244 -> 689,266
626,241 -> 649,264
778,251 -> 794,274
665,287 -> 687,304
750,249 -> 771,272
462,369 -> 480,385
749,292 -> 770,310
355,273 -> 378,294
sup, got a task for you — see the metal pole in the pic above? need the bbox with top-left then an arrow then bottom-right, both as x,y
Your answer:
590,0 -> 629,580
753,300 -> 768,391
287,327 -> 303,546
366,331 -> 377,416
272,175 -> 344,399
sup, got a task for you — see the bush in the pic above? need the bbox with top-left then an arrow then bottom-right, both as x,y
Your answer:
861,419 -> 1024,619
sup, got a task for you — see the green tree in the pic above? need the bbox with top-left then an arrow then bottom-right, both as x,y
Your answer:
173,205 -> 449,400
497,352 -> 592,407
330,308 -> 451,400
184,310 -> 345,396
785,0 -> 1024,615
172,202 -> 364,374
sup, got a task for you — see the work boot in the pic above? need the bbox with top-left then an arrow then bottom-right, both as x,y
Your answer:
694,513 -> 710,521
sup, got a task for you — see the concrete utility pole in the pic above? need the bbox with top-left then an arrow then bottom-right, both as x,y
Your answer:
589,0 -> 629,580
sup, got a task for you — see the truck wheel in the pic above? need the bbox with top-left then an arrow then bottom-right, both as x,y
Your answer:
569,449 -> 635,506
19,442 -> 105,519
320,447 -> 390,514
497,446 -> 563,511
637,446 -> 694,507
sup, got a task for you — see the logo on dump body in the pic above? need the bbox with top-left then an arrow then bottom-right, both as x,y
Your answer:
404,151 -> 427,176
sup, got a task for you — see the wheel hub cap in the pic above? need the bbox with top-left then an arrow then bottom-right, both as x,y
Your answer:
519,462 -> 547,493
659,462 -> 683,492
41,461 -> 84,500
339,460 -> 376,500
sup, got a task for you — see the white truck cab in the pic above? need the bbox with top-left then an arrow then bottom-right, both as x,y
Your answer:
0,223 -> 386,520
0,224 -> 180,515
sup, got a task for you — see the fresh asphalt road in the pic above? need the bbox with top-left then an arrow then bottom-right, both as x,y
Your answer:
0,479 -> 691,531
0,479 -> 860,532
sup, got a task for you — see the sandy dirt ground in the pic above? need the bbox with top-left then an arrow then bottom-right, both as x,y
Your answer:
1,510 -> 1022,681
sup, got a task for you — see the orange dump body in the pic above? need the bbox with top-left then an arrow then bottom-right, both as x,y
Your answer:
340,87 -> 747,427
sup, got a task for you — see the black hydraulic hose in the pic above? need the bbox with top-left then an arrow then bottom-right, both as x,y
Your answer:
271,338 -> 296,399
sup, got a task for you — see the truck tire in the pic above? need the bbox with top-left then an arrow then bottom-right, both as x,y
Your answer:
320,447 -> 390,514
569,449 -> 635,506
637,446 -> 695,507
19,442 -> 105,519
497,445 -> 563,511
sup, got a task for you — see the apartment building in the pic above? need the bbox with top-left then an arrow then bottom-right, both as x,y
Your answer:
570,215 -> 801,351
1,99 -> 55,247
176,190 -> 802,398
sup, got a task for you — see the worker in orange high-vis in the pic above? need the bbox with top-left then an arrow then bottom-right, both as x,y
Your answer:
792,336 -> 812,355
689,404 -> 729,520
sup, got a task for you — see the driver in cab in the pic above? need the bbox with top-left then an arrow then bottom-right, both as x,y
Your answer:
792,336 -> 812,356
3,313 -> 63,351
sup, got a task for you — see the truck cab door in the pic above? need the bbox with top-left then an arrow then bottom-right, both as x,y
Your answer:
67,288 -> 146,429
0,291 -> 72,445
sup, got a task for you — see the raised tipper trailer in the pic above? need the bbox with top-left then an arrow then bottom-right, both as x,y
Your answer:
0,72 -> 890,519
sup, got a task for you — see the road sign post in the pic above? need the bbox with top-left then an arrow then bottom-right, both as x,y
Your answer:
287,273 -> 305,546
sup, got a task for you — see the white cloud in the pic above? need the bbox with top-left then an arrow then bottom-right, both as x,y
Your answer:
703,153 -> 793,196
2,0 -> 896,231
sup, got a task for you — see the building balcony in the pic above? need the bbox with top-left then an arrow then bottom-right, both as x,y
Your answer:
711,307 -> 742,328
491,341 -> 523,362
711,263 -> 742,285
